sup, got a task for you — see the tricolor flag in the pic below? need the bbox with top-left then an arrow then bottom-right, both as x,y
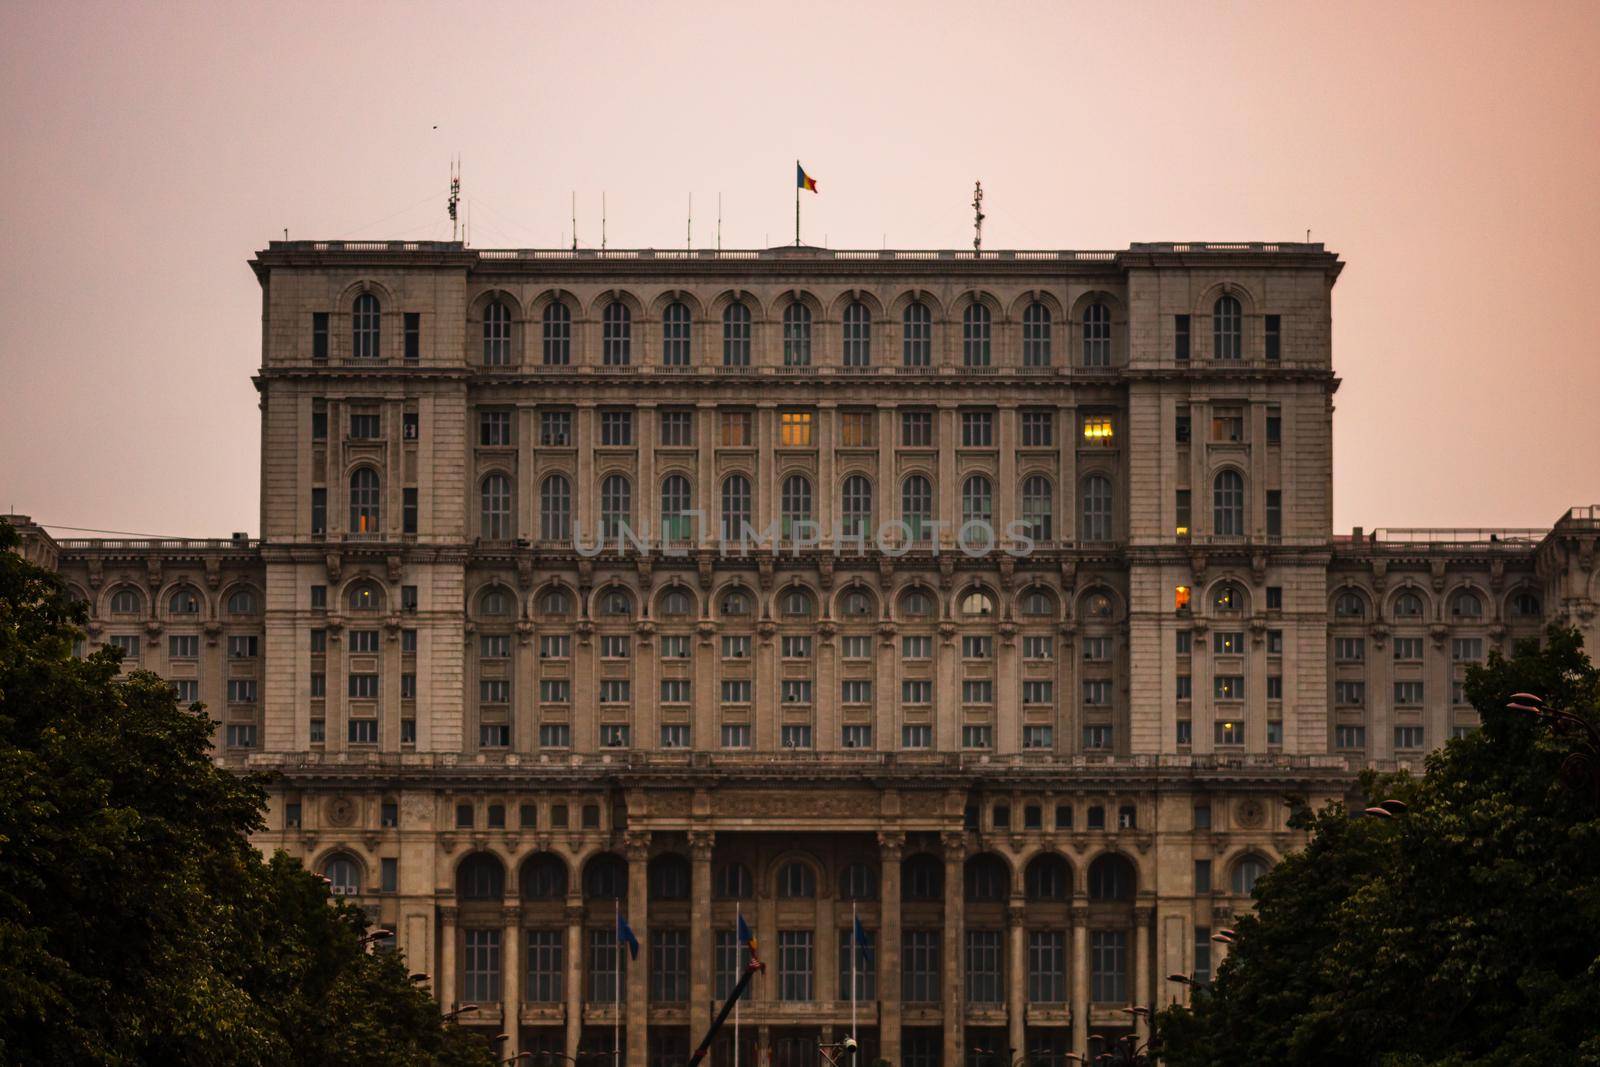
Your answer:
852,914 -> 873,965
797,162 -> 818,193
616,912 -> 640,960
737,912 -> 758,952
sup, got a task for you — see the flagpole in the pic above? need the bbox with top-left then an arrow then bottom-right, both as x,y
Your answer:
794,160 -> 800,247
851,902 -> 858,1046
734,902 -> 741,1067
615,898 -> 622,1067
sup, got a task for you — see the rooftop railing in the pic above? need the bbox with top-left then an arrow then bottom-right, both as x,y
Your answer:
265,240 -> 1326,260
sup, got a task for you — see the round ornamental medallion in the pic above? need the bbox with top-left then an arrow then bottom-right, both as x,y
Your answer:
326,796 -> 357,827
1235,798 -> 1265,829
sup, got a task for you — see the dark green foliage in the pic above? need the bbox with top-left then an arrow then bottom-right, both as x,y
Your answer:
0,520 -> 494,1066
1156,626 -> 1600,1066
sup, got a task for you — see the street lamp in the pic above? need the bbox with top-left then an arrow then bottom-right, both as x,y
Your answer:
441,1004 -> 478,1021
1509,692 -> 1600,808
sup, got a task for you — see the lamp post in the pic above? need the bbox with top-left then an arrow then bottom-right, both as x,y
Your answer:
1509,692 -> 1600,808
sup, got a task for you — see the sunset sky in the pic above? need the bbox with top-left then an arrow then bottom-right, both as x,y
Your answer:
2,1 -> 1596,538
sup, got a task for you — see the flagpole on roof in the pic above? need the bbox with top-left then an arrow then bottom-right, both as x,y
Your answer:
795,161 -> 801,246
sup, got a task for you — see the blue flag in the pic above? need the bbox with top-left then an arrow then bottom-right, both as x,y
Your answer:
617,912 -> 640,960
737,912 -> 757,951
852,915 -> 873,964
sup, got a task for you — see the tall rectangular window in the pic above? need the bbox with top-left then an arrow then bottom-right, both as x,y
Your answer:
311,401 -> 328,440
964,930 -> 1003,1004
777,931 -> 814,1001
1174,314 -> 1190,361
650,929 -> 690,1003
902,930 -> 941,1003
1020,409 -> 1054,447
540,410 -> 573,446
587,928 -> 625,1002
659,409 -> 694,446
961,411 -> 994,447
839,410 -> 876,447
1027,931 -> 1066,1003
312,312 -> 329,360
713,930 -> 740,1000
1194,859 -> 1212,893
403,488 -> 418,534
779,411 -> 814,447
526,930 -> 564,1003
1090,930 -> 1127,1003
600,410 -> 634,446
838,927 -> 877,1001
1176,488 -> 1191,536
463,929 -> 502,1002
1194,927 -> 1213,985
480,410 -> 512,446
1266,490 -> 1282,537
403,313 -> 420,360
900,411 -> 934,447
311,488 -> 327,535
1264,314 -> 1281,361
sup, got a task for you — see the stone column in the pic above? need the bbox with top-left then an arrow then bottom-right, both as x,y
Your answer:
1070,903 -> 1088,1060
440,905 -> 459,1012
504,905 -> 523,1059
877,832 -> 905,1067
1133,907 -> 1153,1047
941,831 -> 966,1067
690,831 -> 716,1036
1007,902 -> 1027,1059
626,831 -> 652,1067
565,903 -> 585,1061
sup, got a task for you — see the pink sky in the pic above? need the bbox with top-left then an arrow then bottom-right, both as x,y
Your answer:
2,1 -> 1596,538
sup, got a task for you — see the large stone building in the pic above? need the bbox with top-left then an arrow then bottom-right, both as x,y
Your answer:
8,237 -> 1598,1066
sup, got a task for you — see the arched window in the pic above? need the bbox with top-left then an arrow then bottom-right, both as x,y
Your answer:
961,590 -> 994,618
226,588 -> 257,615
840,475 -> 873,538
483,299 -> 511,365
110,588 -> 142,614
352,294 -> 380,359
1022,475 -> 1053,540
902,475 -> 933,542
902,300 -> 932,367
781,588 -> 814,619
1022,301 -> 1052,367
839,863 -> 877,901
538,587 -> 572,617
902,854 -> 943,901
781,474 -> 813,540
541,301 -> 572,365
1334,591 -> 1367,618
1212,583 -> 1243,613
650,855 -> 691,900
1394,591 -> 1424,618
458,854 -> 506,900
480,473 -> 513,540
169,587 -> 201,615
723,302 -> 751,367
601,301 -> 632,365
1083,590 -> 1115,619
1088,855 -> 1136,900
584,855 -> 627,900
962,303 -> 991,367
715,864 -> 753,899
324,853 -> 361,896
962,474 -> 993,527
1081,475 -> 1113,542
899,588 -> 933,619
964,855 -> 1009,902
1213,295 -> 1242,360
782,303 -> 812,367
1231,855 -> 1269,895
778,862 -> 817,899
660,474 -> 693,542
600,474 -> 632,538
841,589 -> 874,618
1021,586 -> 1056,617
842,301 -> 871,367
522,854 -> 569,900
478,586 -> 511,617
347,581 -> 381,612
1213,470 -> 1245,537
721,474 -> 752,541
660,588 -> 693,617
720,588 -> 752,616
1452,590 -> 1484,618
662,301 -> 692,366
539,474 -> 571,541
349,467 -> 381,534
599,587 -> 634,618
1082,301 -> 1111,367
1025,854 -> 1070,901
1512,591 -> 1542,617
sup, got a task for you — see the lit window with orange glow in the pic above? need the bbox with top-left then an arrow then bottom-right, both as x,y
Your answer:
1082,416 -> 1114,444
779,411 -> 813,447
1175,585 -> 1191,611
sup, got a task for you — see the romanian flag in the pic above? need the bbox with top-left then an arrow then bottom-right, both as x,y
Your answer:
737,912 -> 758,952
797,162 -> 818,193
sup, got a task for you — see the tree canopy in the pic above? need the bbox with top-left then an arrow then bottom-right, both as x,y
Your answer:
1156,625 -> 1600,1066
0,519 -> 494,1066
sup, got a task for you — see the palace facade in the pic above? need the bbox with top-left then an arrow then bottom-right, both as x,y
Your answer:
9,237 -> 1598,1066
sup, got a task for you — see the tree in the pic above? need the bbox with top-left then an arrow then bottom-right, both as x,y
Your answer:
0,519 -> 494,1066
1155,626 -> 1600,1066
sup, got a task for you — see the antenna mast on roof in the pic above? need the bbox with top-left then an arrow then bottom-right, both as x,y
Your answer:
602,192 -> 607,251
687,194 -> 693,251
972,181 -> 985,253
717,193 -> 722,252
447,157 -> 461,241
571,191 -> 578,251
